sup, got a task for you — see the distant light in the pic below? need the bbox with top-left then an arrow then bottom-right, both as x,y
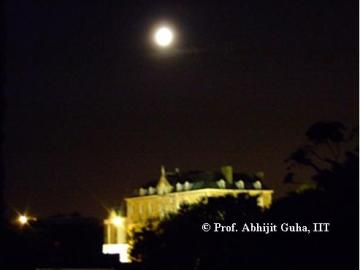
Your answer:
154,27 -> 174,47
18,215 -> 29,225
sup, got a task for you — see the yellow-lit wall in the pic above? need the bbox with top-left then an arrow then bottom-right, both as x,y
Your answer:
125,188 -> 273,231
104,215 -> 127,244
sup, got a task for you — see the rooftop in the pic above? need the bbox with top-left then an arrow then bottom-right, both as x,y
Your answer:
131,166 -> 271,197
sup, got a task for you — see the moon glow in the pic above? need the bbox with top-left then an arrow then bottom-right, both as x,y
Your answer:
154,27 -> 174,47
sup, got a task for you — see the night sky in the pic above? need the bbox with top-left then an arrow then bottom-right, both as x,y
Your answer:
4,1 -> 357,218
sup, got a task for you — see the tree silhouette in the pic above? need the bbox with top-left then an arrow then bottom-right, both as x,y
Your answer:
280,121 -> 358,268
130,195 -> 264,270
285,121 -> 358,190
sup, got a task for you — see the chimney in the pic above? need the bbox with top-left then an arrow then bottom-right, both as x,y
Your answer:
221,165 -> 233,184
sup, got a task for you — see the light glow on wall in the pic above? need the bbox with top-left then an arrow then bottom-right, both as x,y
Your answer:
111,216 -> 123,226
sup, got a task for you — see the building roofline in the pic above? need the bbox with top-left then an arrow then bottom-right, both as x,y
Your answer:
125,188 -> 274,201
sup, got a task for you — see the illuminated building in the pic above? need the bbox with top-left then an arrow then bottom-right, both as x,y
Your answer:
103,165 -> 274,263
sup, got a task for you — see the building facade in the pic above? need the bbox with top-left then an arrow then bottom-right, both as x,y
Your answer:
103,166 -> 274,263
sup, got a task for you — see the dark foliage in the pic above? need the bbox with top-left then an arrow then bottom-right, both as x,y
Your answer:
131,195 -> 265,270
285,121 -> 357,189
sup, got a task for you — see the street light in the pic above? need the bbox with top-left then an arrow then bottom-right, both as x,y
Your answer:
18,214 -> 29,225
16,213 -> 36,226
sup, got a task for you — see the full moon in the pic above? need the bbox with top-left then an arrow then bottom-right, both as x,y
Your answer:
154,27 -> 174,47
